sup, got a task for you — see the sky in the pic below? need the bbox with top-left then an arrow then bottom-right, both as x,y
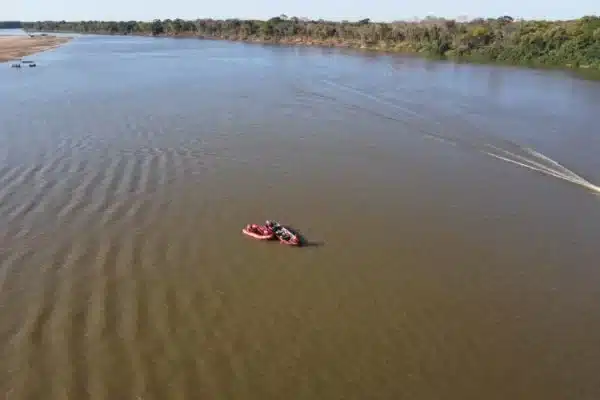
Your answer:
4,0 -> 599,22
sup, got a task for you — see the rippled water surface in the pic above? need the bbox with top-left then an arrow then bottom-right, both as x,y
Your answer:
1,35 -> 600,399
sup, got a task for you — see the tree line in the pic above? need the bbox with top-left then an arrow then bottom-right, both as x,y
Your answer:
0,21 -> 22,29
22,15 -> 600,68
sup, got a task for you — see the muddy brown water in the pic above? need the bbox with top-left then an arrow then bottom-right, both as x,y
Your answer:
1,34 -> 600,399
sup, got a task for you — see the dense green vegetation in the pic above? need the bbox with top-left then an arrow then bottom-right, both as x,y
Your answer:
0,21 -> 22,29
23,15 -> 600,68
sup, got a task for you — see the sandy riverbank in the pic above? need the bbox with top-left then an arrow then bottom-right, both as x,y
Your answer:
0,35 -> 71,62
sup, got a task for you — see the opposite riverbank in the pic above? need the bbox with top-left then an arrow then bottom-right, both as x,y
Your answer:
0,35 -> 71,62
23,16 -> 600,70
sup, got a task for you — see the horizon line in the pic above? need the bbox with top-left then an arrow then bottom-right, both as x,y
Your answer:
10,13 -> 600,24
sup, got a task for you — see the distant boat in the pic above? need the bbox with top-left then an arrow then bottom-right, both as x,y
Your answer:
10,60 -> 36,68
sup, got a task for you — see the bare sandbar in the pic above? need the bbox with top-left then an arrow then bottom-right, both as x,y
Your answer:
0,35 -> 71,62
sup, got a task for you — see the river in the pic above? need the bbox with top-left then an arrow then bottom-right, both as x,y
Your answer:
1,33 -> 600,399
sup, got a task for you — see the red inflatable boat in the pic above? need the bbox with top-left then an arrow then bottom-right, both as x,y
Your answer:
242,223 -> 274,240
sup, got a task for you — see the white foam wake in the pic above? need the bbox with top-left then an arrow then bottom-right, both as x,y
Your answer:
482,147 -> 600,194
320,79 -> 600,195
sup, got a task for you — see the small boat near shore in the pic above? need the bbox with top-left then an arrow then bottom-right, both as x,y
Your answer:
10,60 -> 36,68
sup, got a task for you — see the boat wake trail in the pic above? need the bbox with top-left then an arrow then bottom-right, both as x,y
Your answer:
481,145 -> 600,194
319,79 -> 600,195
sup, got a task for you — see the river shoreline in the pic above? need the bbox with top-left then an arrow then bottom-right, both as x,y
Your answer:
0,35 -> 72,62
24,29 -> 600,75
